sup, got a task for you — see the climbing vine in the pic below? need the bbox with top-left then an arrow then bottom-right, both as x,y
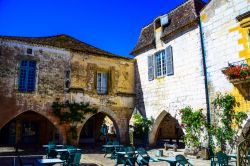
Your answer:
180,107 -> 208,150
130,113 -> 154,138
210,94 -> 247,152
52,100 -> 97,143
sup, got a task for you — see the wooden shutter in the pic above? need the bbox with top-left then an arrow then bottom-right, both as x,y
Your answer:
148,55 -> 154,81
102,73 -> 108,94
166,46 -> 174,76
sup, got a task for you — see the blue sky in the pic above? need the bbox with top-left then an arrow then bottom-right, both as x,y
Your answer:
0,0 -> 207,57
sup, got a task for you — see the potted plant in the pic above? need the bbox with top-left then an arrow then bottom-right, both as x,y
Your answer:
222,64 -> 250,80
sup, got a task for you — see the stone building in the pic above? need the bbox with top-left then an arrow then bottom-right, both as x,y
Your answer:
131,0 -> 207,146
0,34 -> 134,146
201,0 -> 250,140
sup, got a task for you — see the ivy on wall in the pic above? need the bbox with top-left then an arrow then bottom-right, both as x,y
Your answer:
52,100 -> 97,143
211,94 -> 247,152
180,107 -> 208,150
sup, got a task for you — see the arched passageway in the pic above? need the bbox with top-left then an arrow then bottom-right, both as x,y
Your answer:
79,112 -> 120,148
0,111 -> 59,146
149,111 -> 184,147
240,118 -> 250,140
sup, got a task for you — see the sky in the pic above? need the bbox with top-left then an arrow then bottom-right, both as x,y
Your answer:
0,0 -> 207,57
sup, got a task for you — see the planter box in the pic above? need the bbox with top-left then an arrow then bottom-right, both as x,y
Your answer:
230,77 -> 250,84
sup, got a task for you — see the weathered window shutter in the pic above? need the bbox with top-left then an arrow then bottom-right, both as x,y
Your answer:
148,55 -> 154,81
166,46 -> 174,76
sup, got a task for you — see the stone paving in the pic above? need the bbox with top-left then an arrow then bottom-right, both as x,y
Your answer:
0,146 -> 212,166
82,149 -> 211,166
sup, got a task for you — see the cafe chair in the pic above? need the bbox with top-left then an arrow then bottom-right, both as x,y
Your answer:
209,147 -> 218,166
124,147 -> 137,166
47,149 -> 58,159
102,141 -> 114,157
175,154 -> 193,166
136,148 -> 150,166
68,152 -> 81,166
217,151 -> 234,166
60,151 -> 69,166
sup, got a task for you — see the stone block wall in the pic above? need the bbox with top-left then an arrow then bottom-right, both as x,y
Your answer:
0,39 -> 135,145
135,26 -> 207,120
201,0 -> 250,135
135,26 -> 207,145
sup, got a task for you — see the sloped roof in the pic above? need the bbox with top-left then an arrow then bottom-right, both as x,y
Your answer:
0,34 -> 131,59
130,0 -> 206,55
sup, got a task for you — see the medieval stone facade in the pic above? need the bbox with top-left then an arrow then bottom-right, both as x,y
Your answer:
131,0 -> 207,146
0,34 -> 134,145
201,0 -> 250,139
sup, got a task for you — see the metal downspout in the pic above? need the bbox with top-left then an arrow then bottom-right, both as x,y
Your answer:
198,19 -> 211,125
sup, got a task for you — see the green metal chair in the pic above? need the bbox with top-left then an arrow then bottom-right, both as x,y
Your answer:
47,149 -> 58,159
102,141 -> 114,157
60,151 -> 69,166
216,151 -> 236,166
209,148 -> 218,166
136,148 -> 150,166
175,154 -> 193,166
68,152 -> 81,166
124,146 -> 137,166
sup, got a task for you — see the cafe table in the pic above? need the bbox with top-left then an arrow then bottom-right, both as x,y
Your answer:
158,157 -> 177,166
36,158 -> 64,166
55,148 -> 82,152
42,145 -> 64,148
102,144 -> 123,157
228,153 -> 250,159
115,151 -> 139,155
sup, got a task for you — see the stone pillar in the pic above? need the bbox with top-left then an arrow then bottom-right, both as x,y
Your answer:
118,118 -> 129,144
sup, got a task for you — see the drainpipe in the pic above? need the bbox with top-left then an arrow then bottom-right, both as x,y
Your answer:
198,19 -> 211,125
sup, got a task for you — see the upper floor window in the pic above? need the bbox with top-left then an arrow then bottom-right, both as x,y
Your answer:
19,60 -> 37,92
148,45 -> 174,81
97,72 -> 108,94
155,50 -> 166,77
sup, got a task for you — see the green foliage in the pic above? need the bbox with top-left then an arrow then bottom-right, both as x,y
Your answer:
130,114 -> 154,138
52,100 -> 97,124
210,93 -> 247,152
180,107 -> 207,149
52,100 -> 97,142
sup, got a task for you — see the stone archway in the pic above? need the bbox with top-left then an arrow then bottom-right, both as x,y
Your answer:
0,110 -> 61,145
76,108 -> 124,145
239,117 -> 250,140
149,110 -> 184,147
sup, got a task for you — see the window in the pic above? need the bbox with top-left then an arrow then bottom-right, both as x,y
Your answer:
97,72 -> 108,94
65,70 -> 71,89
26,48 -> 33,55
19,60 -> 37,92
155,50 -> 166,77
148,45 -> 173,80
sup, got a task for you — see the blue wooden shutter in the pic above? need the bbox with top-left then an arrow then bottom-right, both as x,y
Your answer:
102,73 -> 108,94
19,61 -> 28,91
27,61 -> 36,91
166,46 -> 174,76
148,55 -> 154,81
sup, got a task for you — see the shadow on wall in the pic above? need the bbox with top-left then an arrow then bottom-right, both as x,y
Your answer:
134,60 -> 146,116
